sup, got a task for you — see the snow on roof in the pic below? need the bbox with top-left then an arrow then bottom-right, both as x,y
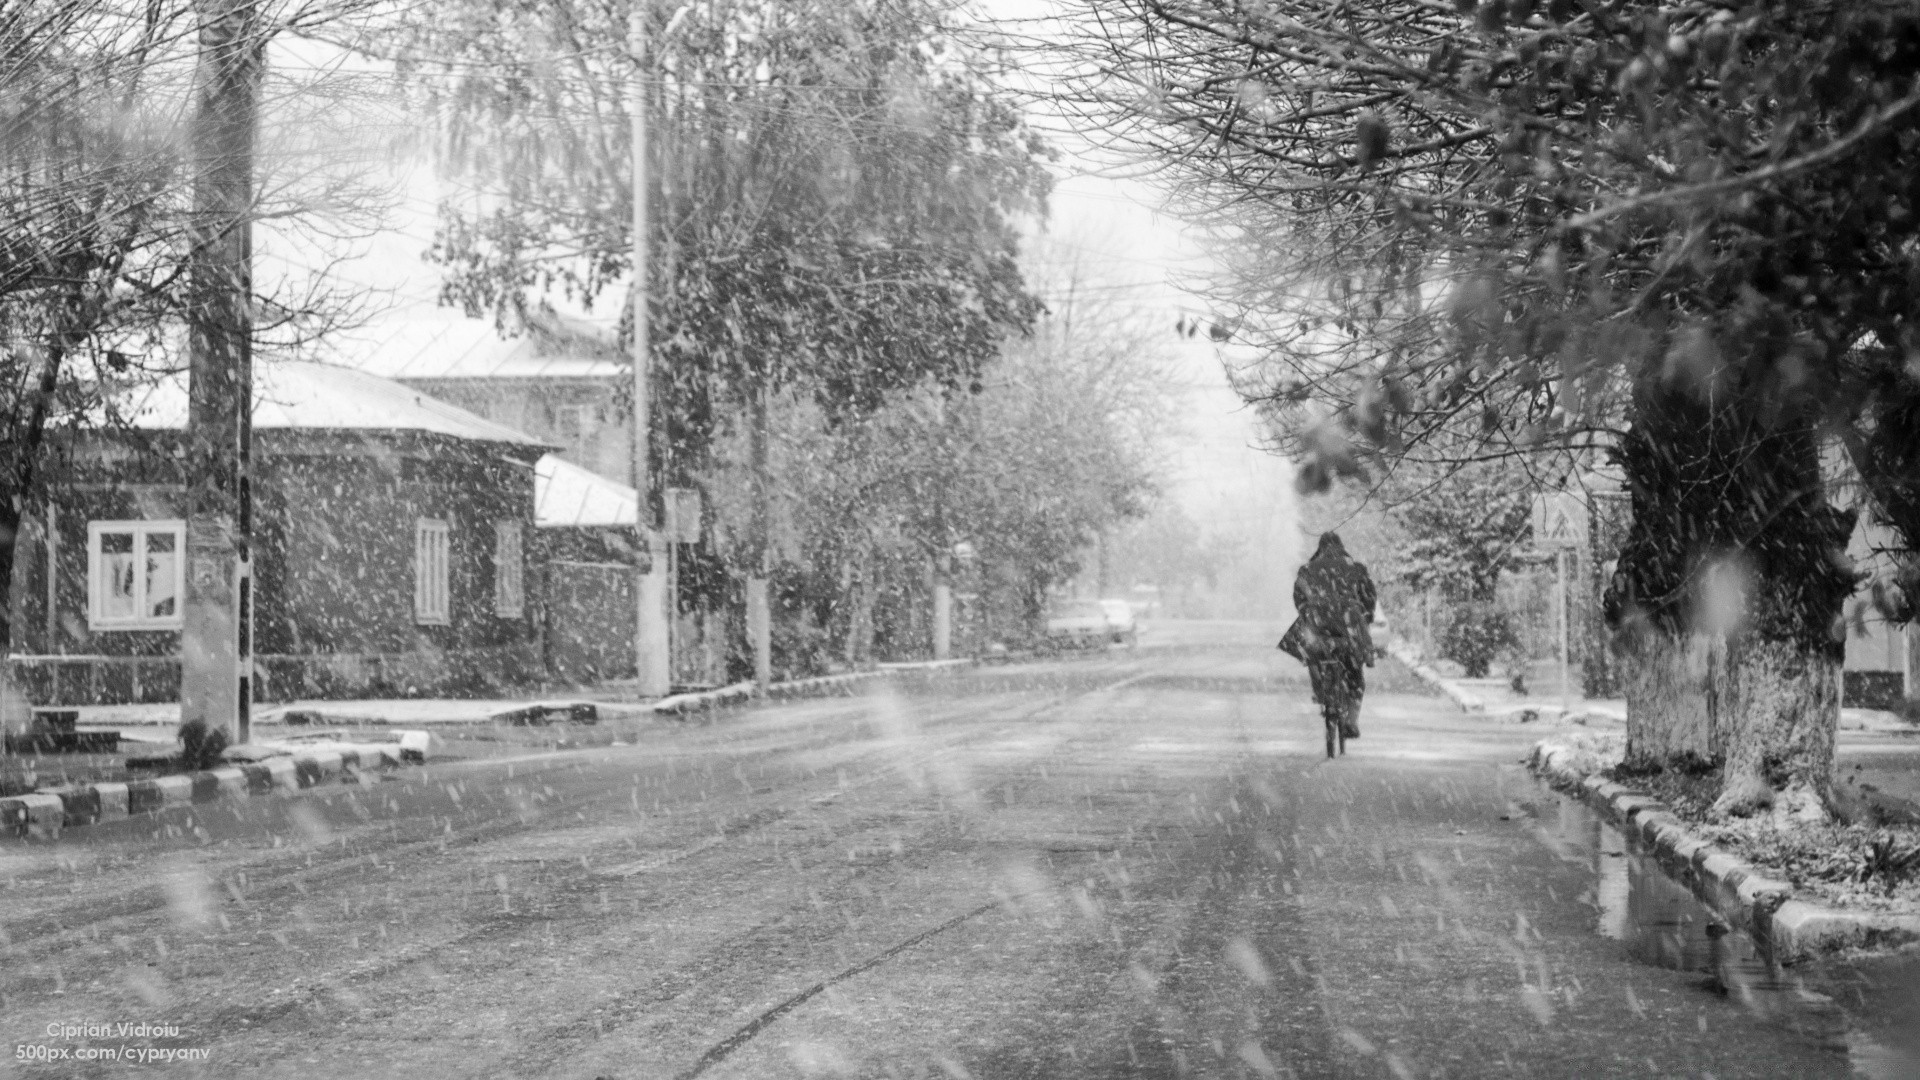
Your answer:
316,312 -> 626,381
118,359 -> 553,448
535,454 -> 638,529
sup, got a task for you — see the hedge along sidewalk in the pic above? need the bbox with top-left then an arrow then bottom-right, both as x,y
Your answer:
0,737 -> 423,840
1530,736 -> 1920,962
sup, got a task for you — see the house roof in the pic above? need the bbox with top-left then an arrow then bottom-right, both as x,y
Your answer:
118,359 -> 554,448
535,454 -> 638,529
318,312 -> 627,381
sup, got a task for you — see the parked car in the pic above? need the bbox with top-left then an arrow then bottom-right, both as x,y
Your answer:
1046,598 -> 1112,648
1099,599 -> 1138,646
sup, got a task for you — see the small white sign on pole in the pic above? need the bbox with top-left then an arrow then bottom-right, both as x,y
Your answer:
1531,492 -> 1587,551
1530,492 -> 1586,712
663,487 -> 703,545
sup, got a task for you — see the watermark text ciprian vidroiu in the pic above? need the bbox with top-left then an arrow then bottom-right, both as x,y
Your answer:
17,1021 -> 211,1065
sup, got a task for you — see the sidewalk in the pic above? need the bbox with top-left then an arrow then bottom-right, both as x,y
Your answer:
1387,641 -> 1627,726
60,697 -> 656,730
3,658 -> 979,837
1390,640 -> 1920,822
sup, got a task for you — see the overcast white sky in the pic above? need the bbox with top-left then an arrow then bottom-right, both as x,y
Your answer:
986,0 -> 1300,579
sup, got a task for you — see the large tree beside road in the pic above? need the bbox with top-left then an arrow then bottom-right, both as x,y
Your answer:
1070,0 -> 1920,817
398,0 -> 1064,674
0,0 -> 406,741
0,2 -> 203,735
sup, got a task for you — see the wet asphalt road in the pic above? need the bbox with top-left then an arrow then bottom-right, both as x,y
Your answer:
1,622 -> 1915,1079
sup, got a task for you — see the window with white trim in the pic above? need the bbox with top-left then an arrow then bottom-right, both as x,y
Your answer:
493,520 -> 524,617
414,518 -> 451,625
557,403 -> 597,444
87,520 -> 185,630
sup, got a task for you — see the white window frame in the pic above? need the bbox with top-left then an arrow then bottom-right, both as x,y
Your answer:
87,519 -> 186,631
558,403 -> 597,444
493,519 -> 524,618
414,517 -> 451,625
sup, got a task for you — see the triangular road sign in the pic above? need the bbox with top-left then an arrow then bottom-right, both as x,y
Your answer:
1532,493 -> 1586,550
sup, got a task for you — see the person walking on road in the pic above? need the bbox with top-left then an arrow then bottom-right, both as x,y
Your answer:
1280,531 -> 1377,758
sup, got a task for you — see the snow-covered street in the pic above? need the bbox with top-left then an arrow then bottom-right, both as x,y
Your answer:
3,624 -> 1914,1078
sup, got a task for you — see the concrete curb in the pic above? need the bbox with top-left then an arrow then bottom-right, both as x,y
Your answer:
1386,641 -> 1485,712
7,661 -> 982,833
0,743 -> 414,840
1529,739 -> 1920,962
652,658 -> 979,717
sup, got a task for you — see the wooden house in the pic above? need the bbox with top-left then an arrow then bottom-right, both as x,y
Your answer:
6,360 -> 557,705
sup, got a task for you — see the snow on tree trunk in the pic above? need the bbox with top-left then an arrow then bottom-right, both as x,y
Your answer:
1621,626 -> 1716,772
1609,376 -> 1855,818
1714,635 -> 1840,820
1,509 -> 32,741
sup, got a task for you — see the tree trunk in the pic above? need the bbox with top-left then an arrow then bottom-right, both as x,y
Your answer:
1611,361 -> 1854,820
747,380 -> 771,691
1022,571 -> 1047,642
1,335 -> 68,744
932,554 -> 952,660
0,508 -> 30,742
1619,624 -> 1718,772
1714,636 -> 1840,820
844,539 -> 875,669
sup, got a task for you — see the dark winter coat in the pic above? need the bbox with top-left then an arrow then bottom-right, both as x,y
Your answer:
1290,533 -> 1377,665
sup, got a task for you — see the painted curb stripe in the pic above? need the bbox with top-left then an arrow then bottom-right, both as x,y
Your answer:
263,759 -> 298,789
293,759 -> 322,788
59,788 -> 102,826
3,745 -> 425,839
190,773 -> 222,804
127,781 -> 164,815
94,782 -> 130,819
152,775 -> 192,805
209,768 -> 249,795
0,793 -> 66,835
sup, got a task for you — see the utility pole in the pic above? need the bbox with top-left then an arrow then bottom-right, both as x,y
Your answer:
747,380 -> 771,692
1556,548 -> 1571,714
630,2 -> 671,697
180,0 -> 260,748
929,393 -> 951,661
931,559 -> 952,661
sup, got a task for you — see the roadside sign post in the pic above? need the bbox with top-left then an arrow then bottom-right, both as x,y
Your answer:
1555,549 -> 1569,713
1531,493 -> 1587,714
662,487 -> 702,683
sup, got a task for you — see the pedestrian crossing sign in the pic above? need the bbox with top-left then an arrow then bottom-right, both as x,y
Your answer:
1531,493 -> 1586,550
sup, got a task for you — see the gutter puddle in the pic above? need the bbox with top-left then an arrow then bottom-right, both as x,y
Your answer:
1536,783 -> 1913,1079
